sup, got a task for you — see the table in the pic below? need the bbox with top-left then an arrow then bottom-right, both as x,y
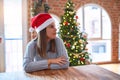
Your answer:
0,65 -> 120,80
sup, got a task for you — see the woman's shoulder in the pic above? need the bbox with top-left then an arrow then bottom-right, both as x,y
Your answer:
55,36 -> 63,43
27,39 -> 37,47
55,36 -> 62,40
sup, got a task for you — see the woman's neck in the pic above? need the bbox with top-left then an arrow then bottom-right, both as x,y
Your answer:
47,38 -> 50,42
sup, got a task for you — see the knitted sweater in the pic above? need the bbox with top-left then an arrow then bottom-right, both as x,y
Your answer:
23,37 -> 69,72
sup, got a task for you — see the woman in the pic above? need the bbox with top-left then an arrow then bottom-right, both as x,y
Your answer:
23,13 -> 69,72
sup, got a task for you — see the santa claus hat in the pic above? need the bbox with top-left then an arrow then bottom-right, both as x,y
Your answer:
29,13 -> 54,33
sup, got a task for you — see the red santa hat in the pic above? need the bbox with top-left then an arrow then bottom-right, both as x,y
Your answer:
29,13 -> 54,33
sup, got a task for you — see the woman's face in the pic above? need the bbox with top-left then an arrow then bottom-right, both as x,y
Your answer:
46,22 -> 57,40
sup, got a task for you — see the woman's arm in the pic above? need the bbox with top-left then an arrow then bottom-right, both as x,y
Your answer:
49,37 -> 69,69
48,55 -> 68,69
23,41 -> 48,72
23,38 -> 69,72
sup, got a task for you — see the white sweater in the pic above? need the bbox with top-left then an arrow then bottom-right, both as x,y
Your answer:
23,37 -> 69,72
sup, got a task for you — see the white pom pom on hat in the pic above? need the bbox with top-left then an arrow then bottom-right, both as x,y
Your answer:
29,13 -> 54,33
29,27 -> 35,32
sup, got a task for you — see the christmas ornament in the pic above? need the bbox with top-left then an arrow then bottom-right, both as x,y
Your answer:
69,11 -> 74,15
66,43 -> 71,48
76,16 -> 78,19
73,53 -> 79,58
80,58 -> 85,61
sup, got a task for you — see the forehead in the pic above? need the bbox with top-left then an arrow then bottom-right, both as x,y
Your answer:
49,22 -> 55,25
47,22 -> 55,27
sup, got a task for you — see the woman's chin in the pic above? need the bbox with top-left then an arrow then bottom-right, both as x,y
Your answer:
52,35 -> 56,39
53,36 -> 56,39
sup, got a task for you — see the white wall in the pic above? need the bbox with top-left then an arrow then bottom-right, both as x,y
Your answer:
0,0 -> 5,72
22,0 -> 29,55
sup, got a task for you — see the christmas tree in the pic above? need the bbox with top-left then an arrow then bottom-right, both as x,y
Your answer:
59,0 -> 91,66
31,0 -> 50,17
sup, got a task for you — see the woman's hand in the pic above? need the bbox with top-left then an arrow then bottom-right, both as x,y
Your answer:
48,56 -> 67,68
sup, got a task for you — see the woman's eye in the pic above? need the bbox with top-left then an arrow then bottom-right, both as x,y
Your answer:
50,25 -> 54,28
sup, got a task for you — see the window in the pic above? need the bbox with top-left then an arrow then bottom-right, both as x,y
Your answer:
84,5 -> 101,39
4,0 -> 23,72
77,4 -> 111,62
92,43 -> 106,53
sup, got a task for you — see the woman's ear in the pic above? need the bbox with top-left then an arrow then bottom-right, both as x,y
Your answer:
31,30 -> 37,39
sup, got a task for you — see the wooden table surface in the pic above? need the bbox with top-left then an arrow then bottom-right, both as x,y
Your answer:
0,65 -> 120,80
